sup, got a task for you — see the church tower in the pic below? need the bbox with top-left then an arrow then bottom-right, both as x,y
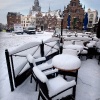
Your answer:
32,0 -> 41,12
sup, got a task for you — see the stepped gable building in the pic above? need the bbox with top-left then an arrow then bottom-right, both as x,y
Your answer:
63,0 -> 84,29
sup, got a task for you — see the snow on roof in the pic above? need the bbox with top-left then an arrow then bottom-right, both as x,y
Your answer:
41,9 -> 60,17
32,11 -> 38,17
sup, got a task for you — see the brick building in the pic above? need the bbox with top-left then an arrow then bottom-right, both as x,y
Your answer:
43,14 -> 57,30
7,12 -> 21,29
63,0 -> 84,29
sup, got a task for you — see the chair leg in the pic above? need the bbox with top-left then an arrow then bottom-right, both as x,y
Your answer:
72,86 -> 76,99
38,91 -> 40,100
30,74 -> 33,83
35,81 -> 38,91
98,56 -> 100,65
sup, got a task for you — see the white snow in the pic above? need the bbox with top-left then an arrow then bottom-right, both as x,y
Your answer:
33,67 -> 48,83
0,31 -> 100,100
63,48 -> 79,56
27,54 -> 36,66
9,42 -> 40,55
52,54 -> 81,70
64,44 -> 84,51
47,76 -> 76,98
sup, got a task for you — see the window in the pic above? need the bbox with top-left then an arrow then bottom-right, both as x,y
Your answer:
71,2 -> 76,6
89,18 -> 93,21
76,9 -> 80,13
90,14 -> 94,18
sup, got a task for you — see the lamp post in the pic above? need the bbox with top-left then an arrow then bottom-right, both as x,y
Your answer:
60,12 -> 64,36
59,11 -> 64,54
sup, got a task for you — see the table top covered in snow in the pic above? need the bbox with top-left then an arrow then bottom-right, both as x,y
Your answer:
52,54 -> 81,71
64,44 -> 84,51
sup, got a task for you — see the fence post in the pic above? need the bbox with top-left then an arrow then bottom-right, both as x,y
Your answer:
5,49 -> 14,91
10,56 -> 17,87
40,41 -> 44,57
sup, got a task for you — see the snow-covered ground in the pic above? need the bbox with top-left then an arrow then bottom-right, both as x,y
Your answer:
0,31 -> 100,100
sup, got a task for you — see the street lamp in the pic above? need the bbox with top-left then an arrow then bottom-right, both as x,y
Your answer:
60,11 -> 64,36
59,11 -> 64,54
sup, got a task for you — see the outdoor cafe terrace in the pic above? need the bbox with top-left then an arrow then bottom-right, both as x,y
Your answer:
0,31 -> 100,100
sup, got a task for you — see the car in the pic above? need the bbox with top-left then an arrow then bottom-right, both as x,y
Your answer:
14,24 -> 23,34
25,27 -> 36,34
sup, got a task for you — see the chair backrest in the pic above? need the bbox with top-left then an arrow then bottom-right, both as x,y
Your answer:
33,67 -> 48,83
74,40 -> 84,46
33,67 -> 50,99
27,54 -> 36,67
63,48 -> 79,56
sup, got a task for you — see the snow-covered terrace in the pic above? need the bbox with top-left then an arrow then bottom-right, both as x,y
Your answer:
0,31 -> 100,100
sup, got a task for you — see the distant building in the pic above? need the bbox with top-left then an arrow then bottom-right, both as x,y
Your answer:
87,8 -> 98,28
32,0 -> 41,12
7,12 -> 21,29
29,0 -> 41,16
42,9 -> 61,30
28,0 -> 61,30
21,15 -> 36,28
63,0 -> 84,29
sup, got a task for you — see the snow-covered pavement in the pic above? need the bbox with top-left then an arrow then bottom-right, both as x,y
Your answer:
0,32 -> 100,100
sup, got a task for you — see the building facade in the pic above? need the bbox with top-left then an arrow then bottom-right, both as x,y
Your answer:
87,8 -> 98,28
7,12 -> 21,29
63,0 -> 84,29
21,15 -> 36,28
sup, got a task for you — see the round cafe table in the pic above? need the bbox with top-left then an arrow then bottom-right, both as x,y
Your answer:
52,54 -> 81,82
52,54 -> 81,71
52,54 -> 81,97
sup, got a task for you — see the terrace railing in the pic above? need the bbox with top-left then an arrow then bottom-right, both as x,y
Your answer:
5,38 -> 60,91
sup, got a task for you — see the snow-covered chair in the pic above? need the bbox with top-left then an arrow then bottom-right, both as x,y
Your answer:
95,41 -> 100,64
27,54 -> 53,71
74,40 -> 84,46
63,48 -> 79,56
79,47 -> 88,60
26,54 -> 57,91
33,67 -> 76,100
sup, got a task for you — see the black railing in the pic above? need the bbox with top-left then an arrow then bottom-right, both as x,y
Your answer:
5,38 -> 61,91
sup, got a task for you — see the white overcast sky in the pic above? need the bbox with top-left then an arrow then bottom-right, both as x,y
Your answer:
0,0 -> 100,24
